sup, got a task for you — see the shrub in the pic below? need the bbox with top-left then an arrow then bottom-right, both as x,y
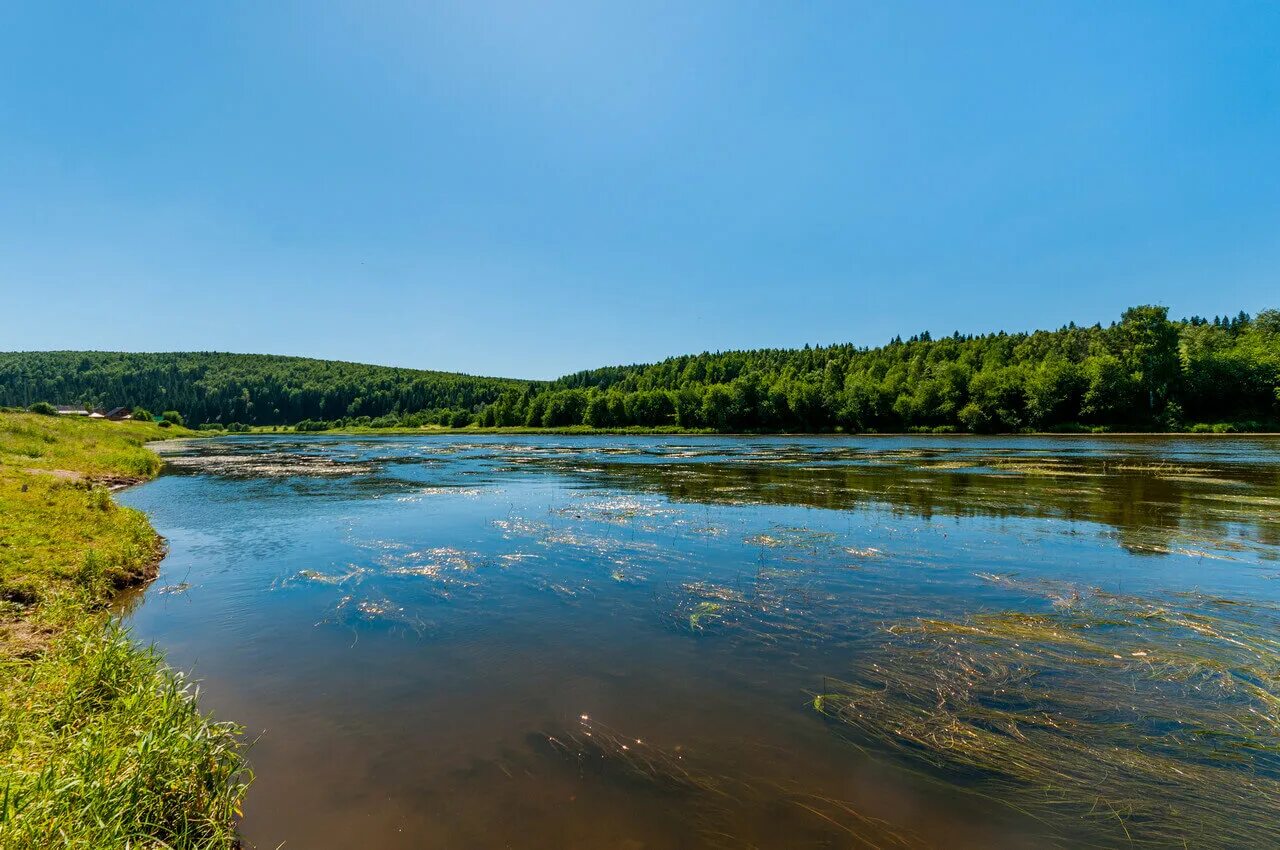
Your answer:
294,419 -> 330,432
160,411 -> 184,427
27,402 -> 58,416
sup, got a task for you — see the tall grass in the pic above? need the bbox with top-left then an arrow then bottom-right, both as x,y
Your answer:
0,413 -> 248,848
0,621 -> 251,849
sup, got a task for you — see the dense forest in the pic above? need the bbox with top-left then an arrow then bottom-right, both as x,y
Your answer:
2,306 -> 1277,432
478,306 -> 1279,432
0,352 -> 534,428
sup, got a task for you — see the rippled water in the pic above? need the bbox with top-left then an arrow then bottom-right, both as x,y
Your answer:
118,435 -> 1280,849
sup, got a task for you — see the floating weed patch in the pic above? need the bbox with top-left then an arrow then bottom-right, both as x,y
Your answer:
318,594 -> 429,636
679,522 -> 728,538
681,581 -> 747,604
285,566 -> 368,587
814,580 -> 1280,847
609,560 -> 650,584
395,547 -> 483,572
746,526 -> 839,552
668,576 -> 853,644
394,486 -> 486,501
355,598 -> 400,617
554,495 -> 674,526
372,547 -> 490,597
675,583 -> 746,633
161,449 -> 380,478
526,577 -> 587,603
687,601 -> 724,631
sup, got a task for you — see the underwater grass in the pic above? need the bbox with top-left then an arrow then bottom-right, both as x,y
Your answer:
543,714 -> 919,849
813,578 -> 1280,848
0,413 -> 248,848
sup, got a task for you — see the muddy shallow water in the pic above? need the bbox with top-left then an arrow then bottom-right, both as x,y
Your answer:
118,435 -> 1280,849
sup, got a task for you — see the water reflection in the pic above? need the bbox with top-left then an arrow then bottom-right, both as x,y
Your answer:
120,435 -> 1280,848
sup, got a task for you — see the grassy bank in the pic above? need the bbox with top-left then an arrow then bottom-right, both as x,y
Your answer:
0,412 -> 249,849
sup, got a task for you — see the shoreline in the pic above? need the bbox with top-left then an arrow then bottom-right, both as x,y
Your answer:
0,413 -> 249,848
223,425 -> 1280,438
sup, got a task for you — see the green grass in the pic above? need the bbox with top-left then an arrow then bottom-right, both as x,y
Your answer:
0,412 -> 249,849
0,414 -> 186,610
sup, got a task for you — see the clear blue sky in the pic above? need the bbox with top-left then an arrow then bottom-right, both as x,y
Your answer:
1,2 -> 1277,379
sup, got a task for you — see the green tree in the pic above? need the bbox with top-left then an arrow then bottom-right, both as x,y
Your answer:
583,393 -> 613,428
1117,305 -> 1180,416
1081,355 -> 1136,423
700,385 -> 735,431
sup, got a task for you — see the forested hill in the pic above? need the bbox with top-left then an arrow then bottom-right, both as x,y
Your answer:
3,306 -> 1278,432
0,351 -> 536,427
478,306 -> 1279,432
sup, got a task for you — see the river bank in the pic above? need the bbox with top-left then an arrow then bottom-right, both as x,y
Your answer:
233,422 -> 1280,437
0,412 -> 249,849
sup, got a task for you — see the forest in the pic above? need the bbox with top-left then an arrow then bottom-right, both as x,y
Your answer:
0,351 -> 532,428
2,306 -> 1277,433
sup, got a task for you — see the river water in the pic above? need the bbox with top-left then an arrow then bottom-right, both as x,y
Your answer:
118,435 -> 1280,849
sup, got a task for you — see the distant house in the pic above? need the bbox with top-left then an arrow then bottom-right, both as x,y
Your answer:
88,408 -> 107,419
104,407 -> 133,421
55,405 -> 89,416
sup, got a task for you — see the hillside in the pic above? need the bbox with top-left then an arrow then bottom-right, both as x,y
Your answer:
0,351 -> 537,428
482,306 -> 1280,431
2,305 -> 1277,432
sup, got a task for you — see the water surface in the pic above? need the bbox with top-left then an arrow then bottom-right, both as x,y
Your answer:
119,435 -> 1280,848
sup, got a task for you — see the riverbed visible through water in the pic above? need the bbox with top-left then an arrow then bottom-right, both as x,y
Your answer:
118,435 -> 1280,849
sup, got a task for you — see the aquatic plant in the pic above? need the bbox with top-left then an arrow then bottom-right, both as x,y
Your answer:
541,714 -> 920,849
813,579 -> 1280,847
688,601 -> 724,631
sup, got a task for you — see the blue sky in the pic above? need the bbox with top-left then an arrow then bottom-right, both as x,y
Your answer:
1,2 -> 1277,379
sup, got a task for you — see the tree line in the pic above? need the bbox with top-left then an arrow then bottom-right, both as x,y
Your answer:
2,306 -> 1276,432
0,351 -> 532,427
476,305 -> 1278,432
